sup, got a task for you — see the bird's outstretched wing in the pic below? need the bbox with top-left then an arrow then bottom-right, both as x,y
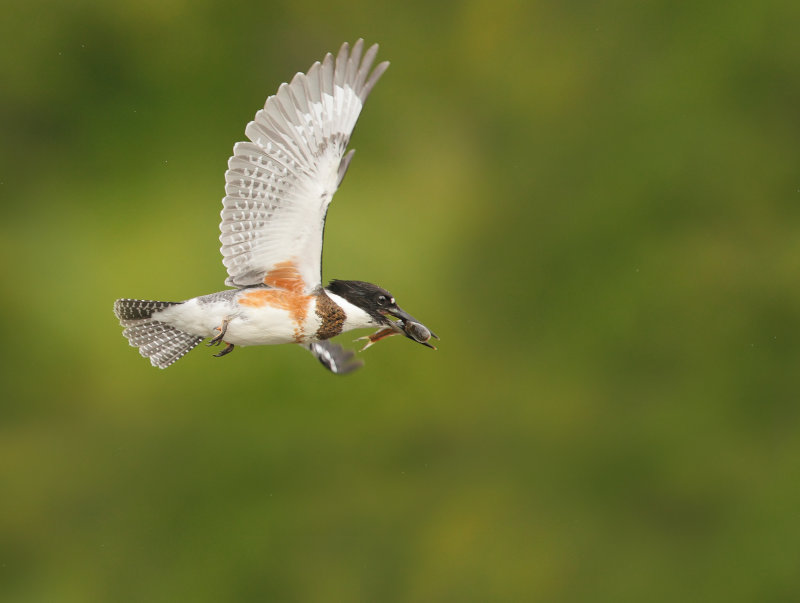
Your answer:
219,40 -> 389,291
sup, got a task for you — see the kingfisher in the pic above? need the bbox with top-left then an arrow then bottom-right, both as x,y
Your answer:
114,40 -> 437,374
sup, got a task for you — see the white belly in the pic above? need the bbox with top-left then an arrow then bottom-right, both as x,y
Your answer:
151,295 -> 323,346
225,304 -> 315,346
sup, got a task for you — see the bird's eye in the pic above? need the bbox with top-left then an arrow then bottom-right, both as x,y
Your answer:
376,294 -> 388,306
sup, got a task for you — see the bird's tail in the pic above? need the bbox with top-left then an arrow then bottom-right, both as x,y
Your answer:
113,299 -> 203,369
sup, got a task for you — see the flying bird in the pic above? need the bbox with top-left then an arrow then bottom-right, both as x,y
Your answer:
114,40 -> 437,374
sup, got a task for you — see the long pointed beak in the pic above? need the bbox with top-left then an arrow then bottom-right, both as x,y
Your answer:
385,306 -> 439,349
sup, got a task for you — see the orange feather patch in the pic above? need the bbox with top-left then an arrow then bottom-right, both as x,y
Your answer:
237,260 -> 311,342
262,260 -> 306,294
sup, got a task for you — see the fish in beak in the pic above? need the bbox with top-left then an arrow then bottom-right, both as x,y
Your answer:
359,304 -> 439,351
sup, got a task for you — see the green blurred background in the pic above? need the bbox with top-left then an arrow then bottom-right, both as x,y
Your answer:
2,0 -> 800,600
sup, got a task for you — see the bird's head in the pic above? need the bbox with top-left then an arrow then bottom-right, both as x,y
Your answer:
326,279 -> 438,348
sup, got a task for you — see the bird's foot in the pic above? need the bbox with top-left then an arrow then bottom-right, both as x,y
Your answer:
206,318 -> 230,347
213,343 -> 235,358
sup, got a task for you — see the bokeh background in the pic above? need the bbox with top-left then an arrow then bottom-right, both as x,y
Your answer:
3,1 -> 800,601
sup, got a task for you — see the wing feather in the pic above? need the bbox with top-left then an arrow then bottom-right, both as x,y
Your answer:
220,40 -> 389,290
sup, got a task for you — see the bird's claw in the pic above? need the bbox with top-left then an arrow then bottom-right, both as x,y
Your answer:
213,343 -> 235,357
207,319 -> 234,357
206,318 -> 230,347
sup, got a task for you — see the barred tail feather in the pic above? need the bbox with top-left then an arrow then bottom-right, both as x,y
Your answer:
114,299 -> 203,369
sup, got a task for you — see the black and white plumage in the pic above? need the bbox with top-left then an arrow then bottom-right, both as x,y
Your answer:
114,40 -> 437,373
221,40 -> 389,290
